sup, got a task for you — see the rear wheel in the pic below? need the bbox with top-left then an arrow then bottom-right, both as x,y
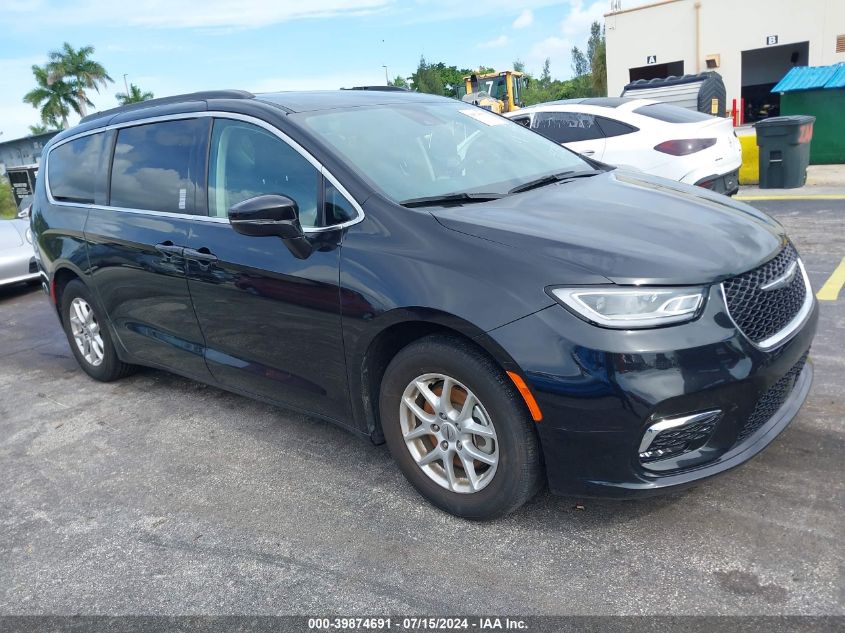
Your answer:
380,335 -> 543,519
61,279 -> 135,382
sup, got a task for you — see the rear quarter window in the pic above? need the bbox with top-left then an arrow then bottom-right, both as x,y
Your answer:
632,103 -> 714,123
596,117 -> 639,138
48,133 -> 105,204
532,112 -> 603,143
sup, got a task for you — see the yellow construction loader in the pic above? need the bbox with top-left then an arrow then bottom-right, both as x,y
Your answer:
460,71 -> 526,114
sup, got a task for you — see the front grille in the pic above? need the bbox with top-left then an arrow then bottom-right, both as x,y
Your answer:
640,411 -> 721,464
722,242 -> 806,344
28,258 -> 38,274
736,352 -> 808,443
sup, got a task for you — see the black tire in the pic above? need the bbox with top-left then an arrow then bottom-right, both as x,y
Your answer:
379,335 -> 543,519
60,279 -> 135,382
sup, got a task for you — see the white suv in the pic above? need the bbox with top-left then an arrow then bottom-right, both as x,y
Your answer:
505,97 -> 742,195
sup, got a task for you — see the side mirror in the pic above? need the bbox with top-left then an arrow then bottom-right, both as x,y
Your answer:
228,194 -> 312,259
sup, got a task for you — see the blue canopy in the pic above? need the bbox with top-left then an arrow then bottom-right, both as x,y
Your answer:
772,63 -> 845,93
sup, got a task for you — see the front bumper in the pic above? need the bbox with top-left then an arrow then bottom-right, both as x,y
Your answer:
0,250 -> 39,287
485,285 -> 818,498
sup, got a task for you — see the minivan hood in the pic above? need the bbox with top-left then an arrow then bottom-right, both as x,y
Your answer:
432,171 -> 784,285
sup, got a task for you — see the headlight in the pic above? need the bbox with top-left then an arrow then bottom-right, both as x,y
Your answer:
549,286 -> 706,328
25,228 -> 33,245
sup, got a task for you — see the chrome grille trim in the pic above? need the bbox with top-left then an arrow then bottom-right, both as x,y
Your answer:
721,258 -> 814,351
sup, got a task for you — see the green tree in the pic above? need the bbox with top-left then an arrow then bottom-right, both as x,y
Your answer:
0,178 -> 17,219
28,123 -> 56,135
571,46 -> 590,78
116,83 -> 154,105
569,21 -> 607,97
512,59 -> 526,73
410,57 -> 480,98
411,56 -> 444,95
440,65 -> 472,98
388,75 -> 409,89
46,42 -> 113,117
589,23 -> 607,97
23,64 -> 77,129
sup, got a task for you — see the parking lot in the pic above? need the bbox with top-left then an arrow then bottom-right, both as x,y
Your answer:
1,199 -> 843,616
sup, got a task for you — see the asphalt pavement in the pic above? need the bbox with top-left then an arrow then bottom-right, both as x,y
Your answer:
0,199 -> 842,616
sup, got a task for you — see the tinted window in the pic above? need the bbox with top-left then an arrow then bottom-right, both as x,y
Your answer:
324,181 -> 357,226
510,116 -> 531,128
49,133 -> 104,203
110,119 -> 206,214
633,103 -> 714,123
580,98 -> 631,108
596,117 -> 639,138
208,119 -> 319,228
532,112 -> 604,143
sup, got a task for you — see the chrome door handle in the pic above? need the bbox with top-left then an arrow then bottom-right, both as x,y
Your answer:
582,150 -> 596,156
155,242 -> 184,256
183,247 -> 218,263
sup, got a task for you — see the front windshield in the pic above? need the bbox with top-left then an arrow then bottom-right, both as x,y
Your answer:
296,101 -> 591,203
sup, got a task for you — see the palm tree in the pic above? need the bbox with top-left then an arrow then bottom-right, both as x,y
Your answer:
22,64 -> 78,129
46,42 -> 113,117
116,83 -> 154,105
29,123 -> 56,135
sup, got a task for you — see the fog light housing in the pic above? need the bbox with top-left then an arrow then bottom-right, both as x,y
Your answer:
639,410 -> 722,467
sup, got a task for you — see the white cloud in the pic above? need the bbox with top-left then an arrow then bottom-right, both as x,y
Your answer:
512,9 -> 534,29
4,0 -> 394,30
249,71 -> 394,93
477,35 -> 510,50
526,37 -> 574,76
0,56 -> 50,140
561,0 -> 606,39
521,1 -> 606,79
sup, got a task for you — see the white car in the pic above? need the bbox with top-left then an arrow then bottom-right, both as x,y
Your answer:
0,219 -> 39,288
505,97 -> 742,195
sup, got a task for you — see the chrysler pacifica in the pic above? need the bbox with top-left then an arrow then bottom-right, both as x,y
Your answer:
31,89 -> 817,518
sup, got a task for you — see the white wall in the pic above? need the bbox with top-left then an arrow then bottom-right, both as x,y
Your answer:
606,0 -> 845,104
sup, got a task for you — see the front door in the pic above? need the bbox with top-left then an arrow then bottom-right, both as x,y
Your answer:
85,118 -> 212,380
185,117 -> 355,422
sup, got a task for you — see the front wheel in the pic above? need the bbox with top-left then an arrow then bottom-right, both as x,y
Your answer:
379,335 -> 543,519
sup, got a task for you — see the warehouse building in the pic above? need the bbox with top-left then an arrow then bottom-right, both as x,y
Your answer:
605,0 -> 845,122
0,131 -> 59,176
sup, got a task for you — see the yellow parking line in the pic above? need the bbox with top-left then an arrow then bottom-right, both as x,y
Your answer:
735,194 -> 845,201
817,257 -> 845,301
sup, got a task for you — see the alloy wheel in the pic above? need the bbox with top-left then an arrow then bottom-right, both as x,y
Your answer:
399,373 -> 498,493
69,297 -> 105,367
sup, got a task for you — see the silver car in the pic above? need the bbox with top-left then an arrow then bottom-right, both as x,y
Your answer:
0,218 -> 39,287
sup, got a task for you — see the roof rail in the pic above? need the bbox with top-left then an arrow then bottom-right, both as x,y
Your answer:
80,89 -> 255,124
343,85 -> 409,91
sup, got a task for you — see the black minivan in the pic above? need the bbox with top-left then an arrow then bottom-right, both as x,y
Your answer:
32,89 -> 817,518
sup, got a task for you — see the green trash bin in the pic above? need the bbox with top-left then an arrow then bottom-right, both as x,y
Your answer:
755,115 -> 815,189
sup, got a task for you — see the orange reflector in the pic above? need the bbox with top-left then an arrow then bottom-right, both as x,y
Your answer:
507,371 -> 543,422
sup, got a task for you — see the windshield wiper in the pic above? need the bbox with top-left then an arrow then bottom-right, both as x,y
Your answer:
400,192 -> 505,208
508,169 -> 604,194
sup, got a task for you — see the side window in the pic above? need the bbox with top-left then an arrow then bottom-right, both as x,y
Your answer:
596,117 -> 639,138
208,119 -> 319,228
324,180 -> 357,226
532,112 -> 603,143
48,133 -> 104,203
110,119 -> 207,214
510,116 -> 531,128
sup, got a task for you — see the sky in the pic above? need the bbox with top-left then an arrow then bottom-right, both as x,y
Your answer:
0,0 -> 622,140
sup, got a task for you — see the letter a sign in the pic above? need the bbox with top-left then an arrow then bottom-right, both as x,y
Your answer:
647,55 -> 657,64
